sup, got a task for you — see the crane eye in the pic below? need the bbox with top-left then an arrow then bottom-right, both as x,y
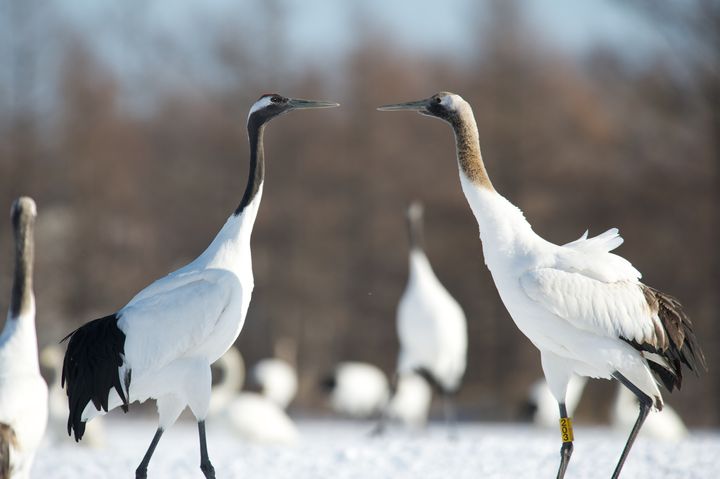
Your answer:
434,97 -> 442,104
271,95 -> 283,103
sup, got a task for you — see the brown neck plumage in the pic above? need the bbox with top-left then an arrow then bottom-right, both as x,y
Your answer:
450,112 -> 494,191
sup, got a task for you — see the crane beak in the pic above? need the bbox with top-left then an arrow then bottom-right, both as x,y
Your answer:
377,99 -> 430,112
287,98 -> 340,110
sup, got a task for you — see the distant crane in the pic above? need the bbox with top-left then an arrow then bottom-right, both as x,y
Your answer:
322,362 -> 390,418
376,202 -> 467,435
252,358 -> 298,410
379,92 -> 706,478
386,372 -> 432,429
210,348 -> 298,445
0,197 -> 48,479
61,94 -> 338,478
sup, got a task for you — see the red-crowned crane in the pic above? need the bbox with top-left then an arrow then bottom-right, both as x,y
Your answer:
62,94 -> 338,478
379,92 -> 706,478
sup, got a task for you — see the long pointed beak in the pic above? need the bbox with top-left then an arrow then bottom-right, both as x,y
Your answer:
377,99 -> 429,112
288,98 -> 340,110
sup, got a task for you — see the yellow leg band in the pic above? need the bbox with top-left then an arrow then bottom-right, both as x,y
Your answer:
559,417 -> 574,443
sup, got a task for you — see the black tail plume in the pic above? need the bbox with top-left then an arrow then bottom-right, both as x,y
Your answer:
626,286 -> 709,393
61,314 -> 129,441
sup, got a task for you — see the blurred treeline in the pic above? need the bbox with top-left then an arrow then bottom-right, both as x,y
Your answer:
0,1 -> 717,425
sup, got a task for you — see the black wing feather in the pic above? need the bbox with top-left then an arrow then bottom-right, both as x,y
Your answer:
61,314 -> 129,441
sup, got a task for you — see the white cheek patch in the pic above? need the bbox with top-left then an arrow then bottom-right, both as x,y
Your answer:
248,96 -> 274,118
440,94 -> 463,111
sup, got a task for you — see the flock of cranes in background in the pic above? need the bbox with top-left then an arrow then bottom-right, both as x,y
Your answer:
0,92 -> 706,479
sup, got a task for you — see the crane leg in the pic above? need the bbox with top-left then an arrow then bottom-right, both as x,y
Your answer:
611,372 -> 652,479
442,390 -> 458,440
198,421 -> 216,479
555,403 -> 573,479
135,428 -> 163,479
369,373 -> 398,437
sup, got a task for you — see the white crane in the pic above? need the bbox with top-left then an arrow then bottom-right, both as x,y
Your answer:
0,197 -> 48,479
322,362 -> 390,418
40,345 -> 105,448
61,94 -> 338,478
379,92 -> 706,478
376,202 -> 467,435
210,348 -> 298,445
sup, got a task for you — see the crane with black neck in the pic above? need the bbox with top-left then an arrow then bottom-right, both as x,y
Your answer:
62,94 -> 338,479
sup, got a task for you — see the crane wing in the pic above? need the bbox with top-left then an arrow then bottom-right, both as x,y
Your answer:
557,228 -> 641,282
519,267 -> 664,348
118,268 -> 239,375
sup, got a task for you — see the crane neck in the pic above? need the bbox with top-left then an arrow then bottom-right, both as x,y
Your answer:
10,213 -> 34,319
408,249 -> 438,285
235,115 -> 267,216
449,106 -> 494,192
406,211 -> 424,253
0,216 -> 38,372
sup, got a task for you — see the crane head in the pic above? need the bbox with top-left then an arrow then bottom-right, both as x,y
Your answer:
248,93 -> 339,124
377,91 -> 467,123
11,196 -> 36,236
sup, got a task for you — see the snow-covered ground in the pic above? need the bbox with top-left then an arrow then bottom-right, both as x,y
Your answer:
34,418 -> 719,479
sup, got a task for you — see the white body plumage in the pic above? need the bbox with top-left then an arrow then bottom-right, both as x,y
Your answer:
461,181 -> 661,407
0,309 -> 48,479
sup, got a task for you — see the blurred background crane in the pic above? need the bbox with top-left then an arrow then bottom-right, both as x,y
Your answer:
0,0 -> 717,428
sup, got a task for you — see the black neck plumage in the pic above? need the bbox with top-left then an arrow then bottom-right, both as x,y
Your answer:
10,223 -> 33,318
235,114 -> 266,216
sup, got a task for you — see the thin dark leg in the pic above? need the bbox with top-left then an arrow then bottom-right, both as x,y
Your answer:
198,421 -> 216,479
369,408 -> 389,437
611,373 -> 653,479
556,403 -> 574,479
442,391 -> 458,441
136,428 -> 163,479
370,373 -> 398,437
